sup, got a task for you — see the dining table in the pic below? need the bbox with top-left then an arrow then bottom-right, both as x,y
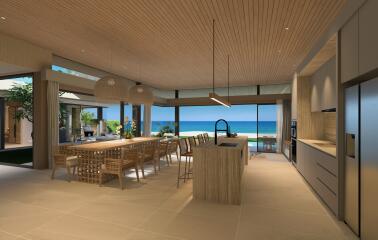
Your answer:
68,137 -> 160,183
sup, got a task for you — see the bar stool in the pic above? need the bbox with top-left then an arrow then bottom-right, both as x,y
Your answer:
177,138 -> 193,187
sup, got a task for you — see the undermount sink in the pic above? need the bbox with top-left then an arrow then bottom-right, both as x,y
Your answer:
313,142 -> 336,148
218,143 -> 238,147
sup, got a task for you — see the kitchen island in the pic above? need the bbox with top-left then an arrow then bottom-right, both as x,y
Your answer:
192,136 -> 248,205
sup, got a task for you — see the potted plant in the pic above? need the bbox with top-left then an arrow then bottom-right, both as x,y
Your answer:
123,116 -> 136,139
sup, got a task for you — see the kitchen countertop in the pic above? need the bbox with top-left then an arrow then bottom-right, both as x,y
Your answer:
297,139 -> 336,158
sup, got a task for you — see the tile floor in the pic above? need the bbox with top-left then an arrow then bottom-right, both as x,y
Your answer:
0,153 -> 357,240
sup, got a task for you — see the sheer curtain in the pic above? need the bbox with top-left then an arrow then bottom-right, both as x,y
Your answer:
276,100 -> 283,153
143,104 -> 152,136
276,99 -> 291,153
47,80 -> 59,168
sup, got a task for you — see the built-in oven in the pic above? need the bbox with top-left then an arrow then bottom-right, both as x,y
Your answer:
291,120 -> 297,163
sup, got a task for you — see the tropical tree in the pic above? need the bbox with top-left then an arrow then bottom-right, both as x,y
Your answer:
6,83 -> 33,122
81,111 -> 94,126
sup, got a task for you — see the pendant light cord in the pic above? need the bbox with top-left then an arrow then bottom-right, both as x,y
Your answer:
212,19 -> 215,93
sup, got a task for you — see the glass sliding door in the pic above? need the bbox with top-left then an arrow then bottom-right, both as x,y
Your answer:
257,104 -> 277,152
0,75 -> 34,166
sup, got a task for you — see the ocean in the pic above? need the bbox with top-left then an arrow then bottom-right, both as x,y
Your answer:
149,121 -> 277,134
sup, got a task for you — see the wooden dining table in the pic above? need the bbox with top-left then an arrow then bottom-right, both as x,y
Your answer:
68,137 -> 160,183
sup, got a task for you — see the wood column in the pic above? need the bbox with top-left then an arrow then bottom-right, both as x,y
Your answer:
33,72 -> 48,169
97,107 -> 103,121
175,90 -> 180,136
0,98 -> 4,150
120,101 -> 125,137
132,105 -> 141,137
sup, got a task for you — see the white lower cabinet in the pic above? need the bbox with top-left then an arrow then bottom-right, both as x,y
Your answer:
297,141 -> 338,215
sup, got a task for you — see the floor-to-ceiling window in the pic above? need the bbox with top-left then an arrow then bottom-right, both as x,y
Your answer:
0,75 -> 33,166
179,104 -> 278,152
151,105 -> 175,136
257,104 -> 277,152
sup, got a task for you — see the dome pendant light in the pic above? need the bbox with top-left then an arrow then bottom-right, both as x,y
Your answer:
208,19 -> 231,108
94,46 -> 130,102
128,66 -> 154,105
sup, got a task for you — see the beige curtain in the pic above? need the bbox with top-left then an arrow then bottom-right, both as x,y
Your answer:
276,100 -> 283,153
47,81 -> 59,168
143,104 -> 152,136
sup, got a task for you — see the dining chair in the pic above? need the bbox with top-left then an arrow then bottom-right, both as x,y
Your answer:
140,140 -> 159,178
99,146 -> 140,189
51,144 -> 78,182
167,139 -> 179,163
158,141 -> 170,166
177,138 -> 193,188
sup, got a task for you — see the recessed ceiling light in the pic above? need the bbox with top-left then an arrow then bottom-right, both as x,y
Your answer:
284,27 -> 289,30
80,49 -> 85,53
0,16 -> 6,20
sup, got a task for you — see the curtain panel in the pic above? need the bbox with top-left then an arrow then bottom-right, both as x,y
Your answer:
47,81 -> 59,168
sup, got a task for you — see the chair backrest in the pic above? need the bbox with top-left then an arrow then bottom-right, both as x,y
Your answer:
188,136 -> 196,152
198,134 -> 205,144
122,144 -> 142,163
204,133 -> 210,142
159,141 -> 169,157
169,139 -> 179,153
178,138 -> 189,155
142,140 -> 158,161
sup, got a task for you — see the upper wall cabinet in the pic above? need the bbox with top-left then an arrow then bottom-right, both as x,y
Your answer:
359,0 -> 378,75
341,13 -> 359,83
341,0 -> 378,83
311,57 -> 336,112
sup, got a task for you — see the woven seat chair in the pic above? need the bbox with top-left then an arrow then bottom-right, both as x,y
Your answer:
51,144 -> 78,182
158,141 -> 170,166
99,146 -> 140,189
177,138 -> 193,187
167,139 -> 179,163
140,141 -> 159,178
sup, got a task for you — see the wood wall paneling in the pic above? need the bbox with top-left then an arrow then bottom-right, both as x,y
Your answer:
0,0 -> 345,89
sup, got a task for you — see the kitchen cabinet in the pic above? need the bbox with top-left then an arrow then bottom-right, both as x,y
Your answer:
359,0 -> 378,75
311,57 -> 336,112
340,12 -> 359,83
297,140 -> 338,215
341,0 -> 378,83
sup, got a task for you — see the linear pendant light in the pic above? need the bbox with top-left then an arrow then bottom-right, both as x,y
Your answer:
209,19 -> 231,108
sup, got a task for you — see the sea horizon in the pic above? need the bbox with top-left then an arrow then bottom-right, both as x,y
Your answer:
145,120 -> 277,134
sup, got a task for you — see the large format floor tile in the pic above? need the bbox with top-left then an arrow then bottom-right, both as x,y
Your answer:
0,153 -> 357,240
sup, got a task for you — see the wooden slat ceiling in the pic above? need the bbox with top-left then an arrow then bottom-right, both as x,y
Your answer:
0,0 -> 345,89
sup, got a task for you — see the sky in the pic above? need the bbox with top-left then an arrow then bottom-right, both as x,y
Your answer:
85,104 -> 277,122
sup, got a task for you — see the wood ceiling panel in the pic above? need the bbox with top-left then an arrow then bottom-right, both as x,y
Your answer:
0,0 -> 345,89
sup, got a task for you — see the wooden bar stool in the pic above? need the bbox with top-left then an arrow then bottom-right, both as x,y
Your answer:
177,138 -> 193,187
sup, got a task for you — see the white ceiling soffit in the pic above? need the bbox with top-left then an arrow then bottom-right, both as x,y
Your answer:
0,61 -> 33,77
0,0 -> 346,89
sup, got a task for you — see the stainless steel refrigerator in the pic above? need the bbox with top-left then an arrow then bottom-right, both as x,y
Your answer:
345,77 -> 378,239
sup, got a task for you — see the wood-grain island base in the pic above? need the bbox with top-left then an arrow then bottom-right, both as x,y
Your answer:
193,137 -> 247,205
